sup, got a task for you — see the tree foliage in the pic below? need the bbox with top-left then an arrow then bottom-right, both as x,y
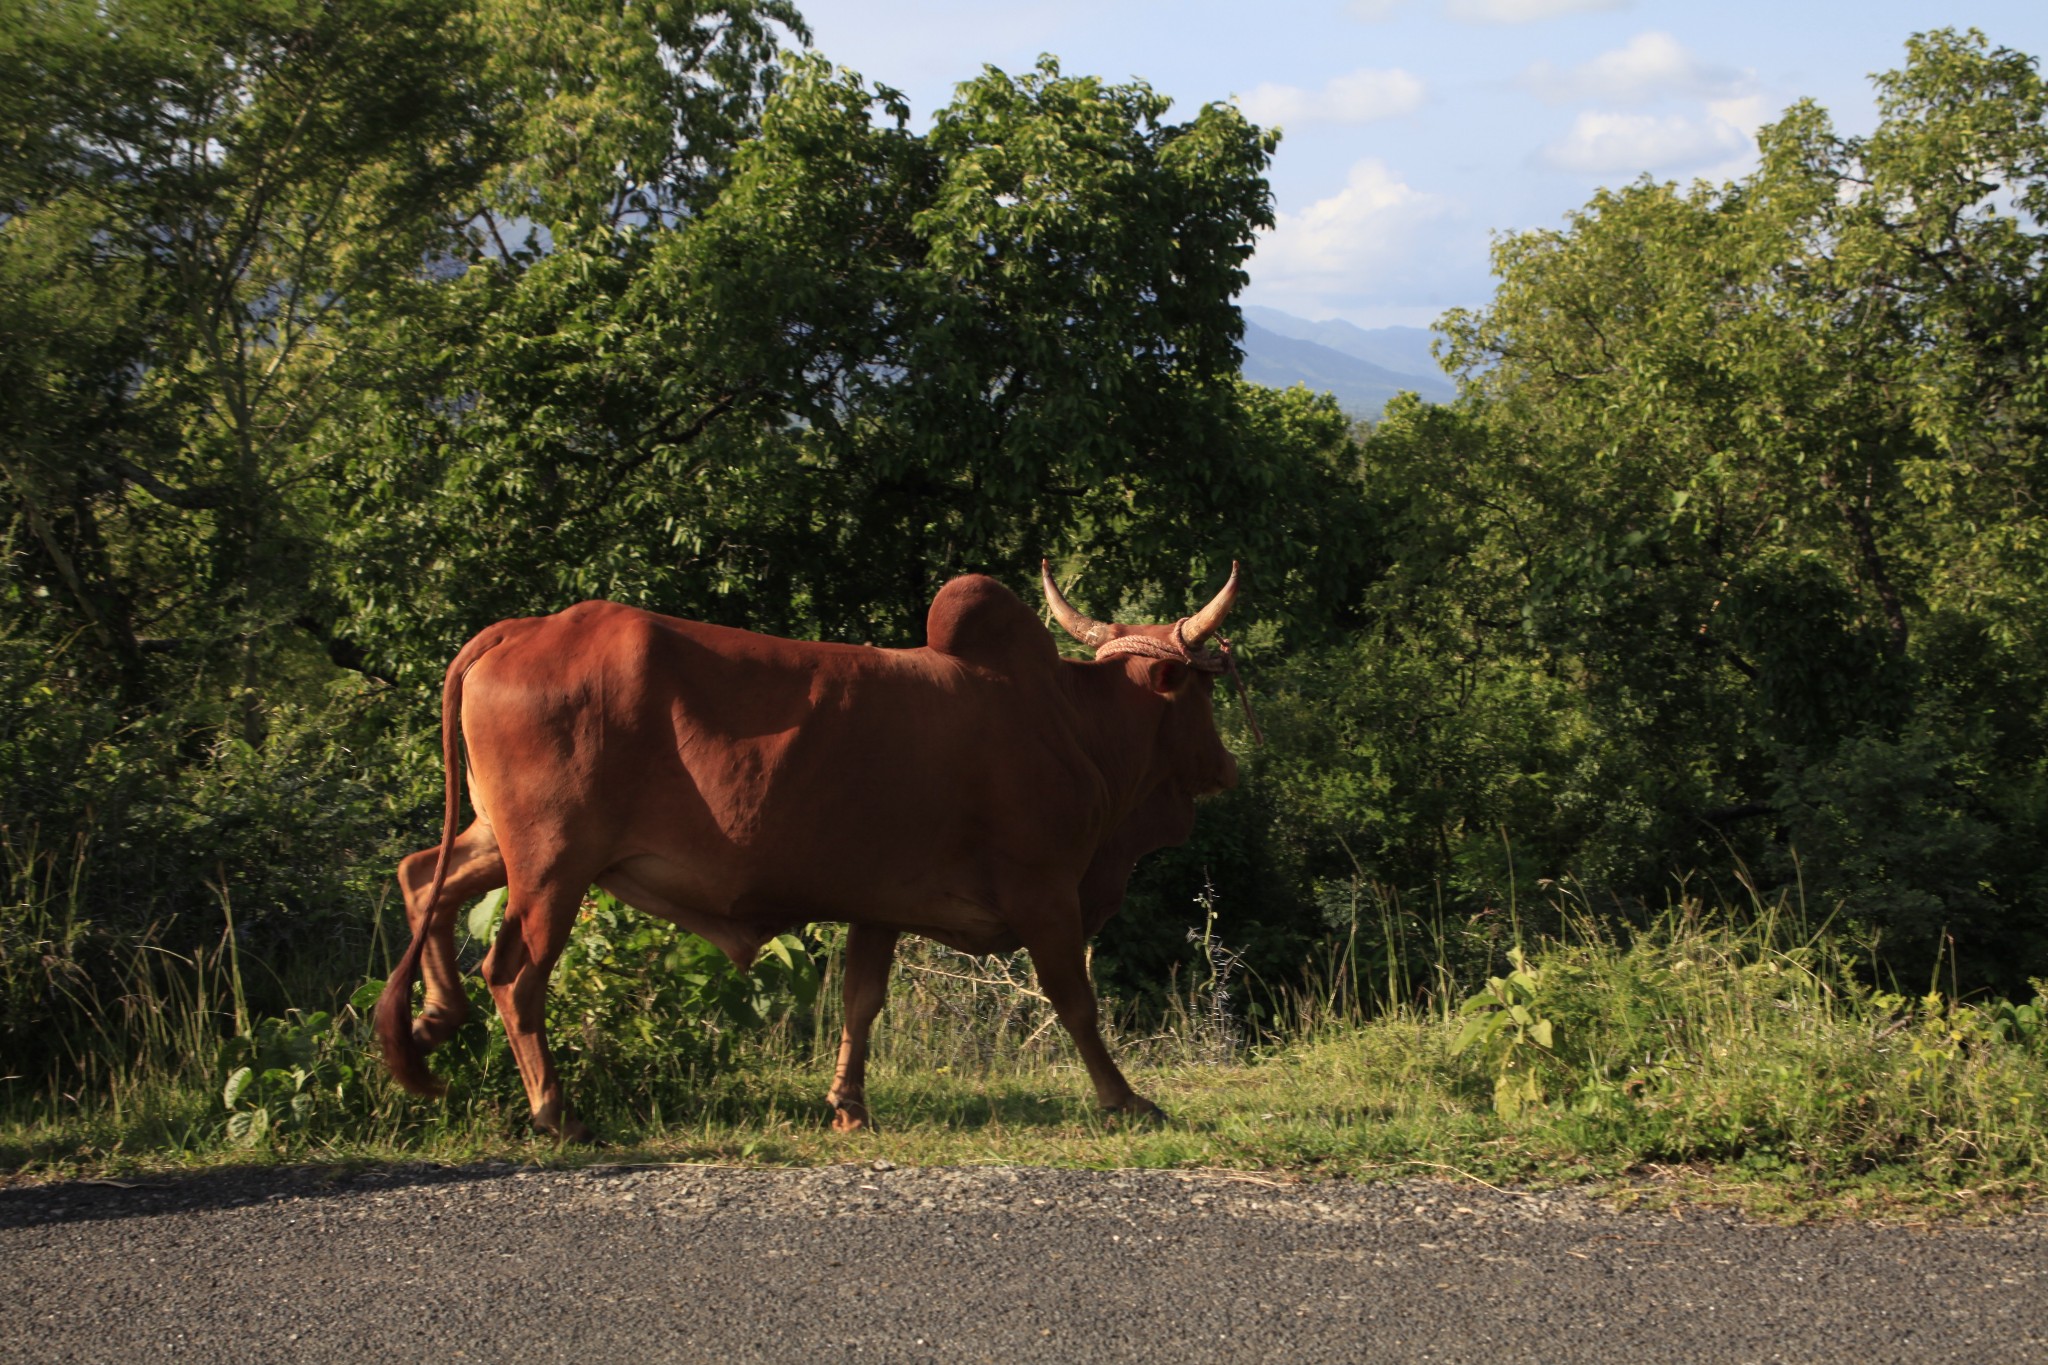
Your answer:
3,4 -> 2044,1099
1257,28 -> 2048,988
1,0 -> 1366,1059
327,53 -> 1362,676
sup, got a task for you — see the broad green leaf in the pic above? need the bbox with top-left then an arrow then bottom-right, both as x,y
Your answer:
222,1066 -> 254,1111
1449,1014 -> 1493,1056
468,888 -> 508,942
226,1107 -> 270,1149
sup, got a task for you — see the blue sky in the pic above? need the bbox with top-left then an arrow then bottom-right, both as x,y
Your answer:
794,0 -> 2048,328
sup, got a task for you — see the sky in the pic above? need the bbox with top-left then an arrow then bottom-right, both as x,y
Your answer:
791,0 -> 2048,329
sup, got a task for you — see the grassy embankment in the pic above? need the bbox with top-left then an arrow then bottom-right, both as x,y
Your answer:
5,878 -> 2048,1221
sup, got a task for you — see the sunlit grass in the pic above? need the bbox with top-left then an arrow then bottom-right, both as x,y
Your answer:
6,891 -> 2048,1220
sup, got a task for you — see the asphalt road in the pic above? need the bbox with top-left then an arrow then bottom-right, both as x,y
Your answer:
3,1162 -> 2045,1363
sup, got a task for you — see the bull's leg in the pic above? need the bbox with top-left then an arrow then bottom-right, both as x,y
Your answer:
395,820 -> 505,1051
1020,914 -> 1165,1124
825,924 -> 900,1132
483,879 -> 592,1143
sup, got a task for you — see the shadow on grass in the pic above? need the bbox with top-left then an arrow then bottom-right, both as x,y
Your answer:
614,1084 -> 1109,1138
860,1087 -> 1083,1132
0,1158 -> 535,1231
0,1086 -> 1158,1233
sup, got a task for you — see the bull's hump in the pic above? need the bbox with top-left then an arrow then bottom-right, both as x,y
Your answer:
924,575 -> 1059,674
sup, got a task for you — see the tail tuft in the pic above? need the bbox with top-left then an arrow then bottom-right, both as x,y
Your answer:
375,936 -> 446,1098
377,626 -> 499,1101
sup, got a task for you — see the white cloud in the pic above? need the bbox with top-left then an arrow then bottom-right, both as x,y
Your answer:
1237,69 -> 1426,128
1539,97 -> 1767,176
1704,94 -> 1771,135
1523,32 -> 1749,105
1448,0 -> 1629,24
1247,159 -> 1458,316
1695,93 -> 1773,177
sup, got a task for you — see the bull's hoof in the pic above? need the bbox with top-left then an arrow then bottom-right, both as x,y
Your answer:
532,1109 -> 598,1145
1102,1099 -> 1168,1130
829,1099 -> 873,1133
410,1008 -> 466,1051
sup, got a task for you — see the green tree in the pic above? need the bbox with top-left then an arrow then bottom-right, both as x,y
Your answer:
1,0 -> 496,699
1348,28 -> 2048,983
330,55 -> 1364,678
0,0 -> 513,955
4,0 -> 1374,1077
0,0 -> 811,1069
468,0 -> 808,237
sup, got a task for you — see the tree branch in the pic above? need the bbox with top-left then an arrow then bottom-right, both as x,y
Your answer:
1819,465 -> 1909,658
109,457 -> 235,509
1697,801 -> 1774,826
1,458 -> 140,661
570,382 -> 764,521
295,616 -> 397,686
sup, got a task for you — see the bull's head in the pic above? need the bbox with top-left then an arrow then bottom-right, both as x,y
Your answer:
1042,561 -> 1244,796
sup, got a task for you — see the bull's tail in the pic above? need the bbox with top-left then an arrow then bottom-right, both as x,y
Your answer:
375,628 -> 506,1098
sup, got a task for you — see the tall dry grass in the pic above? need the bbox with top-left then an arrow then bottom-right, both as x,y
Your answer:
6,858 -> 2047,1214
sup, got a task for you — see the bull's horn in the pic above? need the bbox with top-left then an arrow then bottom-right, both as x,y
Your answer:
1040,559 -> 1117,648
1180,562 -> 1241,646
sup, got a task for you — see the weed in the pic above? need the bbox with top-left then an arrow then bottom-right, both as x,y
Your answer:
217,1009 -> 367,1147
1450,945 -> 1555,1116
7,880 -> 2048,1220
1184,879 -> 1246,1063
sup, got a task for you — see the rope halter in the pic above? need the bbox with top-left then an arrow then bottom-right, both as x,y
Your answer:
1093,619 -> 1266,747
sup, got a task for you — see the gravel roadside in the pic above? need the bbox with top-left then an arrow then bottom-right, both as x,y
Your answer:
4,1162 -> 2045,1363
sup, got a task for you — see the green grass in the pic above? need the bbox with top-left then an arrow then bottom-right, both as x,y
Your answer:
6,895 -> 2048,1222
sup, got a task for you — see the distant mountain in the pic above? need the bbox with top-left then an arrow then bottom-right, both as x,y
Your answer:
1242,305 -> 1450,381
1238,311 -> 1454,419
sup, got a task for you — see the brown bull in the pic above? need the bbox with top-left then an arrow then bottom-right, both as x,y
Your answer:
376,561 -> 1246,1140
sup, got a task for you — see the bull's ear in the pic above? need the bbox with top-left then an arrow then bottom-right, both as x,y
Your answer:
1144,659 -> 1190,695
